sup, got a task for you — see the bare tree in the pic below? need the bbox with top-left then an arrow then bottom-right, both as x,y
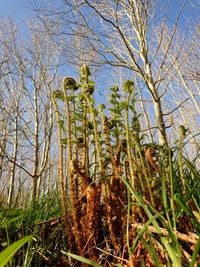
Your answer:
17,24 -> 60,200
0,20 -> 61,203
34,0 -> 200,146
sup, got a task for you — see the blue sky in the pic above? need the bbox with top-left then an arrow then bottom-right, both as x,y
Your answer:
0,0 -> 33,23
0,0 -> 199,27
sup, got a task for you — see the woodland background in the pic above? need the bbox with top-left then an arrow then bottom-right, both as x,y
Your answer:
0,0 -> 199,206
0,1 -> 200,266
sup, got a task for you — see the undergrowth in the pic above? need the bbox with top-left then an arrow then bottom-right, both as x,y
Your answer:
0,66 -> 199,267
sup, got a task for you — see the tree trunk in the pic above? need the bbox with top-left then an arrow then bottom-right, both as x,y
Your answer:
145,63 -> 168,146
7,111 -> 19,206
153,97 -> 168,146
31,87 -> 39,201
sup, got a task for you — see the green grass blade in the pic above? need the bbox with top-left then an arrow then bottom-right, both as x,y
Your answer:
174,194 -> 197,220
120,176 -> 182,267
175,183 -> 199,226
161,167 -> 168,211
141,236 -> 161,267
189,237 -> 200,267
131,212 -> 163,252
61,251 -> 103,267
183,157 -> 200,179
169,149 -> 176,228
0,235 -> 33,267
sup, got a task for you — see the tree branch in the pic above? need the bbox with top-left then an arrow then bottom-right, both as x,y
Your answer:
163,98 -> 190,116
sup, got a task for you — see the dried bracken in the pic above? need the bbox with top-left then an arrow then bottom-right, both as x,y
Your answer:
145,147 -> 160,173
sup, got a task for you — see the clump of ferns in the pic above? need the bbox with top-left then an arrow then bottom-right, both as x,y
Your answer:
52,67 -> 166,262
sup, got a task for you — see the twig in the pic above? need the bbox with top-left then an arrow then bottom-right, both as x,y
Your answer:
4,151 -> 33,178
132,222 -> 199,244
95,247 -> 128,263
163,98 -> 189,116
140,123 -> 172,132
